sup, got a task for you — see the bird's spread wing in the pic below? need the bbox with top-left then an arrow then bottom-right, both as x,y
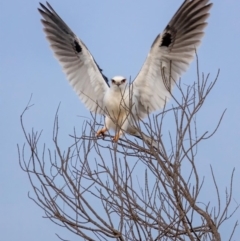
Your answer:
132,0 -> 212,117
38,2 -> 109,114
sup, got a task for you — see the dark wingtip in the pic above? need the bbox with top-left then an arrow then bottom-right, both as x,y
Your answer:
38,2 -> 54,14
46,2 -> 53,11
38,2 -> 49,13
39,2 -> 45,9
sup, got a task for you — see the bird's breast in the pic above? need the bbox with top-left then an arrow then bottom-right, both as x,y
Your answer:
103,90 -> 129,122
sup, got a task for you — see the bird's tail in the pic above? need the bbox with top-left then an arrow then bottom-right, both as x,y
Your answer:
130,128 -> 158,149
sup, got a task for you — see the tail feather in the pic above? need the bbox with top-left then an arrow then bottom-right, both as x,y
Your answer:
131,131 -> 158,148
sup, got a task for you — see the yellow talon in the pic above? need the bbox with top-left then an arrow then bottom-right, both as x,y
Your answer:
96,127 -> 107,137
112,133 -> 120,142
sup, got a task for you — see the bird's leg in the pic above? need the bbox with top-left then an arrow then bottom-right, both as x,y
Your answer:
112,131 -> 122,142
96,127 -> 107,137
112,133 -> 120,142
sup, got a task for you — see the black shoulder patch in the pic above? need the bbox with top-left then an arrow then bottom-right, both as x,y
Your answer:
93,58 -> 109,87
74,40 -> 82,53
160,32 -> 172,47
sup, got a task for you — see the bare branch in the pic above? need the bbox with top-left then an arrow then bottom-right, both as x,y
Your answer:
18,67 -> 239,241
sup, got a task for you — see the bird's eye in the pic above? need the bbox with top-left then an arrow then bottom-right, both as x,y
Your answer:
121,79 -> 126,83
112,79 -> 115,83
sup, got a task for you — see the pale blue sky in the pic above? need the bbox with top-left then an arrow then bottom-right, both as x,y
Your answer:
1,0 -> 240,240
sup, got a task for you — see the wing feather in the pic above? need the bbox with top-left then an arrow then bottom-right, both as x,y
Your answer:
38,2 -> 109,114
132,0 -> 212,117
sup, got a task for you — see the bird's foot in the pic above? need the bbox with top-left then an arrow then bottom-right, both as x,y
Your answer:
112,133 -> 120,142
96,127 -> 107,138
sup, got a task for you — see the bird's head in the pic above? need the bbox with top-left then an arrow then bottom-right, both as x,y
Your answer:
111,76 -> 127,91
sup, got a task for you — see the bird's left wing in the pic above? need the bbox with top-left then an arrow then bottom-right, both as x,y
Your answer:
132,0 -> 212,118
38,2 -> 109,114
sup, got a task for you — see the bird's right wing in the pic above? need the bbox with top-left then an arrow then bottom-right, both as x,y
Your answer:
38,2 -> 109,114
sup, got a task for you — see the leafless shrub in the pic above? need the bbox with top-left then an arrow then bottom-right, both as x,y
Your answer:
18,65 -> 239,241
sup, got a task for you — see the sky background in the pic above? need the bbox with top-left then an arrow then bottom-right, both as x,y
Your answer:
1,0 -> 240,240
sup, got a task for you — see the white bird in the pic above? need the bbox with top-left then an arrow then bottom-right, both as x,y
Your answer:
38,1 -> 212,142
